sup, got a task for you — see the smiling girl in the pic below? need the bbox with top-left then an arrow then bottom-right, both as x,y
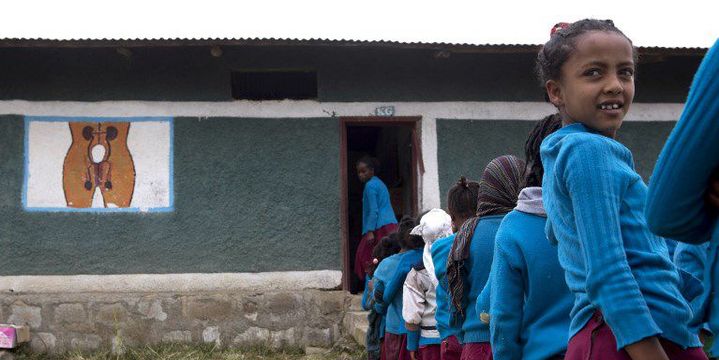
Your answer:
538,20 -> 705,360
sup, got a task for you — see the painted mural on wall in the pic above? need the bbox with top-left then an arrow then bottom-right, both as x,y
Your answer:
23,116 -> 173,212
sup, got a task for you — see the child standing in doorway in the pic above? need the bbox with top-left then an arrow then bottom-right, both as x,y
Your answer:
538,19 -> 705,360
355,156 -> 399,281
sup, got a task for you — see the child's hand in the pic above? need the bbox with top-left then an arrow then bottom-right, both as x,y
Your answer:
405,322 -> 419,331
706,168 -> 719,211
410,351 -> 416,360
366,231 -> 375,241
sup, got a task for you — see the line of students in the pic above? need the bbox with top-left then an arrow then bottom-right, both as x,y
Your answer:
361,18 -> 719,360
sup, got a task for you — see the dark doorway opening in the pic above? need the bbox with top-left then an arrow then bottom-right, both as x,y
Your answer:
340,117 -> 422,293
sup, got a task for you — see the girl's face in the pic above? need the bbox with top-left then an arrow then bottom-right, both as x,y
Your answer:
356,162 -> 374,183
546,31 -> 635,138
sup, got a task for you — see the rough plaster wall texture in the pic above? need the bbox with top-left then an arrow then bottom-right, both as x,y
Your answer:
436,119 -> 676,207
0,290 -> 350,353
0,116 -> 340,275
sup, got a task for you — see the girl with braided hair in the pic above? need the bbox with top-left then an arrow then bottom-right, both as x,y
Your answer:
446,155 -> 525,360
431,177 -> 480,360
480,113 -> 572,360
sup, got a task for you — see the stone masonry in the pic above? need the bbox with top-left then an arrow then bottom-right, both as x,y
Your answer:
0,290 -> 351,354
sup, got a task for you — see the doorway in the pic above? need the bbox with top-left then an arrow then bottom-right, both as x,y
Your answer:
339,117 -> 422,293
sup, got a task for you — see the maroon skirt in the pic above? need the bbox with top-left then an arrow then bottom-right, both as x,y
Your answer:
382,332 -> 411,360
565,311 -> 707,360
460,342 -> 492,360
354,223 -> 399,279
440,335 -> 463,360
418,344 -> 441,360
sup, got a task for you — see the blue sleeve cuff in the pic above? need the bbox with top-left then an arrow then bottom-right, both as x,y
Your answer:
604,310 -> 662,350
406,330 -> 420,351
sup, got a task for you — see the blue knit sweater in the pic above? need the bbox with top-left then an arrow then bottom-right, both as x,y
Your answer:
540,123 -> 700,350
459,215 -> 504,344
645,39 -> 719,245
486,201 -> 573,360
674,242 -> 712,333
431,234 -> 463,341
362,176 -> 398,235
645,39 -> 719,354
373,249 -> 423,337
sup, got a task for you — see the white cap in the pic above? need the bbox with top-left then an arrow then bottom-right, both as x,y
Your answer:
414,208 -> 453,244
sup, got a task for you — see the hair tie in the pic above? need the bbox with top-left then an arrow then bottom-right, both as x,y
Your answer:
372,258 -> 379,264
458,176 -> 468,188
550,22 -> 570,36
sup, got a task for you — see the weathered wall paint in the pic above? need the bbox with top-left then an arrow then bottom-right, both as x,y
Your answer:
24,117 -> 172,212
0,116 -> 340,275
436,119 -> 676,207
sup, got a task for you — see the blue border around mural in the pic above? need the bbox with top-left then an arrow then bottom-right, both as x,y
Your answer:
22,116 -> 175,213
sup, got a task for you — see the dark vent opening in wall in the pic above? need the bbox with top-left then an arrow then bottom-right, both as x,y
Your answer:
231,70 -> 318,100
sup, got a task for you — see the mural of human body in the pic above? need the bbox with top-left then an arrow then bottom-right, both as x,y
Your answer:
63,122 -> 136,208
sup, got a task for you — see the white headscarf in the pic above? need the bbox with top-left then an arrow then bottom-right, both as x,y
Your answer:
410,208 -> 453,285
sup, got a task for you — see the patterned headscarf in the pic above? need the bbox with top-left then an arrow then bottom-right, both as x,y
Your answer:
446,155 -> 525,322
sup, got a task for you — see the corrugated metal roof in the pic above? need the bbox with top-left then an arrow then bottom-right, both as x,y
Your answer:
0,37 -> 707,55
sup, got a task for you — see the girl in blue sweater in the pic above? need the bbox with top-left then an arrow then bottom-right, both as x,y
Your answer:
645,39 -> 719,356
355,156 -> 399,281
483,113 -> 572,360
374,216 -> 424,360
432,177 -> 480,360
363,234 -> 402,360
538,19 -> 704,360
446,155 -> 524,360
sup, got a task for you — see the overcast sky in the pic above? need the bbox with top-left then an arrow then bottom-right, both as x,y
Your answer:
2,0 -> 717,48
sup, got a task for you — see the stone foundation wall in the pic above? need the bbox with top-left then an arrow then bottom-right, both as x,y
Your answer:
1,289 -> 351,354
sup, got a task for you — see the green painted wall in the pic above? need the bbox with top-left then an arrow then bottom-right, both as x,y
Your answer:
437,119 -> 675,207
0,116 -> 340,275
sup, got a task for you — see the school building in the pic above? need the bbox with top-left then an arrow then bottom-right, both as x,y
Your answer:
0,37 -> 706,352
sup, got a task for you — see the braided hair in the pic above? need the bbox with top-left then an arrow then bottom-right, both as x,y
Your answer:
524,113 -> 562,187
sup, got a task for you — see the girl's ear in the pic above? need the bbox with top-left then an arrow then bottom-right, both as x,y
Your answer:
546,80 -> 564,108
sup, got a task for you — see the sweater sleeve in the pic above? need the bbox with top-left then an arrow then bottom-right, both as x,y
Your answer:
364,182 -> 380,233
373,278 -> 388,315
362,275 -> 373,311
674,242 -> 710,331
646,39 -> 719,244
674,242 -> 709,283
373,261 -> 390,315
489,231 -> 525,360
406,329 -> 420,351
383,252 -> 422,304
563,137 -> 661,349
403,269 -> 427,326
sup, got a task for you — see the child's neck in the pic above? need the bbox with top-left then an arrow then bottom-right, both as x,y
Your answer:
561,116 -> 618,139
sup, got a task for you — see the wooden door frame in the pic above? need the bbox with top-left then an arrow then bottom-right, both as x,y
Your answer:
339,116 -> 422,291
